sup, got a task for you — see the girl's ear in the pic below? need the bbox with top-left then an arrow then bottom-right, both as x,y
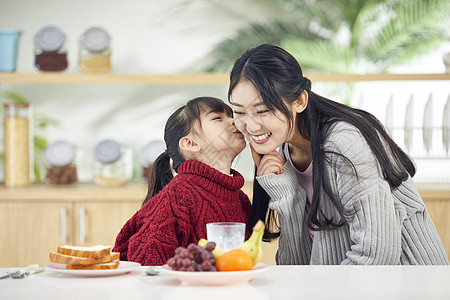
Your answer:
293,90 -> 308,113
179,135 -> 201,153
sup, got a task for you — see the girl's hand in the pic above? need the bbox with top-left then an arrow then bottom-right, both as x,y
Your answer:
250,144 -> 285,176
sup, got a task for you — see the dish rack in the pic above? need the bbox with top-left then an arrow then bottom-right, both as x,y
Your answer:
385,94 -> 450,182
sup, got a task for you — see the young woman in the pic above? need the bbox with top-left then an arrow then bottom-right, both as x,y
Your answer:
113,97 -> 251,266
229,44 -> 449,265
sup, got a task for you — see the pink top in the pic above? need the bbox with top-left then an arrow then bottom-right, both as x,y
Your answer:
282,144 -> 314,239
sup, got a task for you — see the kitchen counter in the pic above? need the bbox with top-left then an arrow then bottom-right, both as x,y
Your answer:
1,265 -> 450,300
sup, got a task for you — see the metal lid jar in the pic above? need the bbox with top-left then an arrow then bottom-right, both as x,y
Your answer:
93,139 -> 132,187
141,140 -> 165,182
45,140 -> 78,184
34,26 -> 68,72
79,27 -> 111,74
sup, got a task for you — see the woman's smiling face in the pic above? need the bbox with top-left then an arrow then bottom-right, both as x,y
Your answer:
231,79 -> 293,154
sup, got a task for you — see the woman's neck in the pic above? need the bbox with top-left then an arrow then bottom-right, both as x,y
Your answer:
287,131 -> 312,172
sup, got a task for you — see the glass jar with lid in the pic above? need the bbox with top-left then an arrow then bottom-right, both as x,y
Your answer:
141,140 -> 165,183
34,26 -> 68,72
45,140 -> 78,184
93,139 -> 132,187
3,102 -> 32,188
79,27 -> 111,74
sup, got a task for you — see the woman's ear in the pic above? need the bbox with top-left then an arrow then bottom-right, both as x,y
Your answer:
293,90 -> 308,113
179,135 -> 201,153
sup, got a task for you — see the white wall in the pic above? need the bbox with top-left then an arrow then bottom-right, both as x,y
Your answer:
1,0 -> 449,182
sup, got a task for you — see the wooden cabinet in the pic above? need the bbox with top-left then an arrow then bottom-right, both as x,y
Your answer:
72,201 -> 142,246
0,183 -> 145,267
418,183 -> 450,260
0,201 -> 71,267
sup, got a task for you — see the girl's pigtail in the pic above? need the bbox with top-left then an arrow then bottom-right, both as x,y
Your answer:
142,150 -> 173,206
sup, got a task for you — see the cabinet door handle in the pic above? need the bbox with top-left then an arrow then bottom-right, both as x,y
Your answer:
79,207 -> 85,245
60,207 -> 67,244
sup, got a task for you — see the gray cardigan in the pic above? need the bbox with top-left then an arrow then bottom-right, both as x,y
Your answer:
257,122 -> 449,265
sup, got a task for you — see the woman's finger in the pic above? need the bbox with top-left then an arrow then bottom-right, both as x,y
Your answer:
257,154 -> 285,176
257,163 -> 283,177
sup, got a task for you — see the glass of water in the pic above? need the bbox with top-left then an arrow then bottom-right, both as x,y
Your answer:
206,222 -> 246,251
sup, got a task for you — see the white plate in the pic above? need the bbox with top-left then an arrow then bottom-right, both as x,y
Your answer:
47,261 -> 141,277
160,262 -> 268,286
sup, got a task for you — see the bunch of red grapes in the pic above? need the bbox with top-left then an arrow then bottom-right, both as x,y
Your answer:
167,242 -> 217,272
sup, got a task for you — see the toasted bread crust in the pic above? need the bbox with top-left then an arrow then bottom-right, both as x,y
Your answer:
66,260 -> 120,270
49,251 -> 115,265
57,245 -> 112,259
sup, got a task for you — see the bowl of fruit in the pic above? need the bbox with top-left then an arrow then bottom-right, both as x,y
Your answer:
160,220 -> 268,285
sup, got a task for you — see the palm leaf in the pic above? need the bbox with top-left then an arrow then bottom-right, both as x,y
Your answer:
206,21 -> 324,72
381,34 -> 447,71
283,39 -> 354,73
365,0 -> 449,65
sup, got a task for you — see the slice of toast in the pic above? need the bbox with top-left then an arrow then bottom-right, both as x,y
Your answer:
57,245 -> 112,259
49,251 -> 115,265
49,245 -> 120,269
66,260 -> 120,270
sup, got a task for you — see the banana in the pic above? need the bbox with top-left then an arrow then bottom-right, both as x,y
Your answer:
198,238 -> 227,260
237,220 -> 265,266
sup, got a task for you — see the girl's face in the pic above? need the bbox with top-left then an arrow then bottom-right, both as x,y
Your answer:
231,80 -> 294,154
194,107 -> 246,160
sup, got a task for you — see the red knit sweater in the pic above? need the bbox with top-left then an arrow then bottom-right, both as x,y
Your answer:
113,160 -> 251,266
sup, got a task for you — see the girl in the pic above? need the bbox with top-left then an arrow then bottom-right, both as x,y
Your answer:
113,97 -> 251,266
229,44 -> 449,265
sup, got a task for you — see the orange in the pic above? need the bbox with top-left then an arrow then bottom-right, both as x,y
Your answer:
216,249 -> 253,271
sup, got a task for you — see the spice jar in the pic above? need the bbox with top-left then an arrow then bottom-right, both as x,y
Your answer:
141,140 -> 165,182
3,103 -> 32,188
79,27 -> 111,74
45,141 -> 77,184
34,26 -> 68,72
93,139 -> 132,187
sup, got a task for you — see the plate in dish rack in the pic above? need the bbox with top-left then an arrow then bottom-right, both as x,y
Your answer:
47,261 -> 141,277
160,262 -> 268,285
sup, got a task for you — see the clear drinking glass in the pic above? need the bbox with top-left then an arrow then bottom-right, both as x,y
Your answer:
206,222 -> 245,251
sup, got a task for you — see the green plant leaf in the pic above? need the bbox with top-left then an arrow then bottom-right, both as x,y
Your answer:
3,91 -> 29,103
206,21 -> 323,72
284,38 -> 354,73
365,0 -> 450,65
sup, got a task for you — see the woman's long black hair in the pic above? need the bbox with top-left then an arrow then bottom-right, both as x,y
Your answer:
142,96 -> 233,206
228,44 -> 415,241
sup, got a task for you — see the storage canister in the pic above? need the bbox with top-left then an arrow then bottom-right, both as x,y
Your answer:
141,140 -> 165,182
0,29 -> 21,72
34,26 -> 68,71
45,140 -> 77,184
79,27 -> 111,74
3,102 -> 32,188
94,139 -> 132,187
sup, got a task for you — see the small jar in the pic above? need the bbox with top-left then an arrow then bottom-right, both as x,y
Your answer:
3,103 -> 32,188
94,139 -> 132,187
79,27 -> 111,74
34,26 -> 68,72
45,141 -> 77,184
141,140 -> 165,182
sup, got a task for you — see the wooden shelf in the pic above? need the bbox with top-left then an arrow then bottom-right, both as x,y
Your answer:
0,182 -> 147,202
0,73 -> 230,85
0,72 -> 449,85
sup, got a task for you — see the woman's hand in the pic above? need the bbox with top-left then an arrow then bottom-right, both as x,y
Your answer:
250,144 -> 286,176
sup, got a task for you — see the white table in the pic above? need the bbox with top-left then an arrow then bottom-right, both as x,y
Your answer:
1,265 -> 450,300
